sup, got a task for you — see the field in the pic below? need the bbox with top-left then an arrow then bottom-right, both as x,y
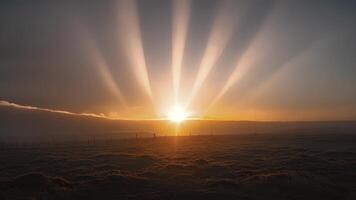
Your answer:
1,132 -> 356,200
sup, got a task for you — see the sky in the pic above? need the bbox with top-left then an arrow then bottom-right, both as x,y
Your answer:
1,0 -> 356,121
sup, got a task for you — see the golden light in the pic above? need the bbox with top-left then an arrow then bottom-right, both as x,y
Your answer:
168,104 -> 189,123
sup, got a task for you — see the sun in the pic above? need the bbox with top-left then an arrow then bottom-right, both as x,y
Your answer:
168,104 -> 188,123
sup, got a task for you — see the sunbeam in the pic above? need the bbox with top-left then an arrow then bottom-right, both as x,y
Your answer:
117,0 -> 153,101
208,0 -> 333,110
90,46 -> 127,108
172,0 -> 191,103
208,13 -> 274,109
77,25 -> 128,109
2,0 -> 355,122
186,0 -> 242,107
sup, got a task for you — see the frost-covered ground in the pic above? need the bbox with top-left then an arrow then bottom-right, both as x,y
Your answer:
1,133 -> 356,200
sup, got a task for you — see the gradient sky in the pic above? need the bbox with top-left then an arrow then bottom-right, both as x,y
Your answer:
1,0 -> 356,120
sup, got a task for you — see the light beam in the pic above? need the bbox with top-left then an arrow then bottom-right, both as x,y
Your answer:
78,27 -> 127,108
172,0 -> 191,103
208,15 -> 273,109
187,0 -> 241,107
117,0 -> 153,101
90,46 -> 127,107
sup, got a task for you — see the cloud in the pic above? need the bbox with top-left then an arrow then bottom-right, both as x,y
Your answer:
0,100 -> 113,119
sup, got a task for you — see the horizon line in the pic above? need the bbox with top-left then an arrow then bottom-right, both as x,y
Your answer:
1,99 -> 356,123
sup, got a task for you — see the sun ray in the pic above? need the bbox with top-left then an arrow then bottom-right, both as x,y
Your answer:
172,0 -> 191,103
78,27 -> 128,108
90,47 -> 127,107
117,0 -> 153,101
186,0 -> 241,107
207,14 -> 274,110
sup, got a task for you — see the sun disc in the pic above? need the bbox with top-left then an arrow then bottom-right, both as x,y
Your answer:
168,105 -> 188,123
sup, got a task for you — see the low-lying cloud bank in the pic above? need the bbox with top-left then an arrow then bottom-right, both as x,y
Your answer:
0,100 -> 110,119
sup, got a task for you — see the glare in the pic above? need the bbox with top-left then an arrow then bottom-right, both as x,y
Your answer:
168,104 -> 188,123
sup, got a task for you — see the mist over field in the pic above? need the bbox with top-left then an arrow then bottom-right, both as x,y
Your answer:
1,105 -> 356,199
1,132 -> 356,199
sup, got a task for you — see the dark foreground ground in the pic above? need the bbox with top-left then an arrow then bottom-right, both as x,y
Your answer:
1,133 -> 356,200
